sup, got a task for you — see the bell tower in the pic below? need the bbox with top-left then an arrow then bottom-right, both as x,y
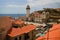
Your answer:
26,5 -> 30,18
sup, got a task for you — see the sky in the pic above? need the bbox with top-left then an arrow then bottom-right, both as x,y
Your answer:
0,0 -> 60,14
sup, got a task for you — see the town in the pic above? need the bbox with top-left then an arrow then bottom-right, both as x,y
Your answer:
0,5 -> 60,40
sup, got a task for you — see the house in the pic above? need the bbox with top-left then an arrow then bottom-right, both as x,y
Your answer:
55,8 -> 60,11
12,19 -> 24,28
29,11 -> 43,23
8,24 -> 36,40
36,24 -> 60,40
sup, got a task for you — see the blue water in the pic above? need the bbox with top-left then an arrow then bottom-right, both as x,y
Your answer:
0,14 -> 26,18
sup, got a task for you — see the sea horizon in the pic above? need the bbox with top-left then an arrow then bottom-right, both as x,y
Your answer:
0,14 -> 26,18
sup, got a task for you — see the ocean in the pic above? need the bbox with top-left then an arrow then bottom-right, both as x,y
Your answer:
0,14 -> 26,18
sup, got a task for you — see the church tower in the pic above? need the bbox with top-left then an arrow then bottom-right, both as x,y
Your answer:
26,5 -> 30,18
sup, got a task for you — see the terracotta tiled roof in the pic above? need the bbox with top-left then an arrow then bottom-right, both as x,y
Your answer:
21,24 -> 36,33
8,28 -> 22,37
36,24 -> 60,40
8,24 -> 36,37
0,17 -> 12,31
56,8 -> 60,10
0,17 -> 12,40
13,19 -> 24,25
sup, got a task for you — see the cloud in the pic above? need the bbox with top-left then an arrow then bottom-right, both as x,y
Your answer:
0,4 -> 26,14
0,7 -> 25,14
6,4 -> 25,8
0,0 -> 60,14
28,0 -> 33,2
0,0 -> 27,14
27,0 -> 60,7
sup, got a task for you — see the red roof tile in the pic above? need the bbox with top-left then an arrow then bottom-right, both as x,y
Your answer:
36,24 -> 60,40
21,24 -> 36,33
13,19 -> 24,25
8,28 -> 23,37
56,8 -> 60,10
8,24 -> 36,37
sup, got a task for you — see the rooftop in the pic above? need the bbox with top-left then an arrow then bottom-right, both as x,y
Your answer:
13,19 -> 24,25
36,24 -> 60,40
8,24 -> 36,37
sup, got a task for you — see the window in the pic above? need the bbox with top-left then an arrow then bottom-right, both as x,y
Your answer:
24,33 -> 29,40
